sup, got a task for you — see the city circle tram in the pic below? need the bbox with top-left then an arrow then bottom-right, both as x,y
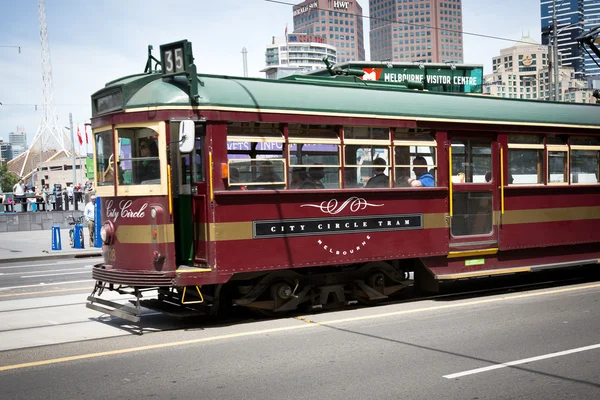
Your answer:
87,40 -> 600,322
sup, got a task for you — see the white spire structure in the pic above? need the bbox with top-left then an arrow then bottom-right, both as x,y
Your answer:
9,0 -> 71,181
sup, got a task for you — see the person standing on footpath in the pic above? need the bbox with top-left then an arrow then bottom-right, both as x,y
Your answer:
13,179 -> 25,207
84,195 -> 96,247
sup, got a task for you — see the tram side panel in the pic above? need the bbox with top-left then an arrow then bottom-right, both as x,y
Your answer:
500,188 -> 600,249
208,190 -> 449,273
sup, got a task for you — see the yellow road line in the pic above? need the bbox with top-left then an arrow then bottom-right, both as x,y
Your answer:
0,287 -> 92,298
0,325 -> 314,372
1,282 -> 599,372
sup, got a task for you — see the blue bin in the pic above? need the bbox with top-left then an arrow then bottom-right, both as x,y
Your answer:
74,223 -> 84,249
51,225 -> 62,251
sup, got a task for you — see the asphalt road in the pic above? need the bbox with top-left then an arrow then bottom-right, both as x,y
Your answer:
0,257 -> 101,293
1,278 -> 599,400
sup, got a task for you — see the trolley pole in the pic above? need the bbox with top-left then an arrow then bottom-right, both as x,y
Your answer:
552,0 -> 560,101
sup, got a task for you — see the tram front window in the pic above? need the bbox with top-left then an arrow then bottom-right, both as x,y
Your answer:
116,127 -> 161,185
95,130 -> 114,186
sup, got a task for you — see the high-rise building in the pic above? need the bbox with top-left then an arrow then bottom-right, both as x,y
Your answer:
263,34 -> 338,79
9,128 -> 27,159
0,141 -> 14,165
369,0 -> 463,64
292,0 -> 365,63
541,0 -> 600,83
483,35 -> 595,103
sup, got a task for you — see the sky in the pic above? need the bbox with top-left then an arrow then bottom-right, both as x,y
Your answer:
0,0 -> 541,154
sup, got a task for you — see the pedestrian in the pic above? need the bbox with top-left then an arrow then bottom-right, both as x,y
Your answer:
85,195 -> 96,247
13,179 -> 25,206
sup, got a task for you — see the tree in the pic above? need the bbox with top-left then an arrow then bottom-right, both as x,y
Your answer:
0,163 -> 19,193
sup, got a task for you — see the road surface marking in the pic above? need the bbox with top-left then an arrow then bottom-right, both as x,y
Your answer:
1,267 -> 91,276
443,343 -> 600,379
0,280 -> 95,291
0,260 -> 93,270
0,282 -> 599,372
21,271 -> 91,278
0,287 -> 92,298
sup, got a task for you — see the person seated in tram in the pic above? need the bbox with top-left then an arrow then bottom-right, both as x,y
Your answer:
253,160 -> 284,190
229,167 -> 246,190
366,158 -> 389,188
138,138 -> 160,183
290,167 -> 308,189
298,167 -> 325,189
407,156 -> 435,187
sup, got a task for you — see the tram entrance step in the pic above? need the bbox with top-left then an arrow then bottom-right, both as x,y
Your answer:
176,265 -> 212,273
137,298 -> 204,318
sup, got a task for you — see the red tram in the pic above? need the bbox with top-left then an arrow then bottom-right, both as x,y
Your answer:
87,40 -> 600,322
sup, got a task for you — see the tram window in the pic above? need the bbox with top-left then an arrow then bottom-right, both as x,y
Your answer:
227,122 -> 285,190
95,130 -> 114,186
288,124 -> 340,190
451,139 -> 491,183
548,147 -> 568,184
116,127 -> 161,185
507,146 -> 543,185
394,129 -> 437,187
288,144 -> 340,189
343,126 -> 390,189
344,145 -> 390,188
451,192 -> 493,237
344,126 -> 389,141
570,137 -> 600,184
570,150 -> 599,184
228,159 -> 286,190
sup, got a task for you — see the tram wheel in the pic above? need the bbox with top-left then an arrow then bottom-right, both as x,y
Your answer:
355,269 -> 388,306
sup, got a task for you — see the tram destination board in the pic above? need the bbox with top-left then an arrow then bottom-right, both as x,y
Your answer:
253,214 -> 423,238
160,39 -> 194,76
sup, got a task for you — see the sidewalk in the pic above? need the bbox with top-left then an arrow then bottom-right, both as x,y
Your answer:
0,228 -> 102,264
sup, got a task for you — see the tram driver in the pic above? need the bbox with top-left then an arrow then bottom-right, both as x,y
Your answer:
138,138 -> 160,183
407,156 -> 435,187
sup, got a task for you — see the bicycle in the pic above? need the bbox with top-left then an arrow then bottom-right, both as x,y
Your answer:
66,215 -> 85,248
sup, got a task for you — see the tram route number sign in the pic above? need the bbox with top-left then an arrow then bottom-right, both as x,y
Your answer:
160,40 -> 194,77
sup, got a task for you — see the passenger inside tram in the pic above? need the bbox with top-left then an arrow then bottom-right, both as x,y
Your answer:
408,156 -> 435,187
366,158 -> 389,188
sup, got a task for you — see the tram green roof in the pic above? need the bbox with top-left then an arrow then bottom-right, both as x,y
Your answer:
94,72 -> 600,129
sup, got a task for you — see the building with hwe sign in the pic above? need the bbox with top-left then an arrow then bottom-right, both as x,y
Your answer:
293,0 -> 365,63
483,35 -> 596,103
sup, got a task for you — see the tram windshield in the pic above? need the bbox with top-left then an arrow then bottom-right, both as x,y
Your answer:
116,127 -> 161,185
94,126 -> 162,187
95,130 -> 114,187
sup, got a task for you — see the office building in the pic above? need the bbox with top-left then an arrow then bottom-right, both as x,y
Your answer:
0,141 -> 13,165
369,0 -> 463,64
263,34 -> 338,79
483,35 -> 595,103
9,128 -> 27,158
541,0 -> 600,84
292,0 -> 365,63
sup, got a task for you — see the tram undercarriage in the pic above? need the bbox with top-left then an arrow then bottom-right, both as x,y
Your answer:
86,261 -> 413,323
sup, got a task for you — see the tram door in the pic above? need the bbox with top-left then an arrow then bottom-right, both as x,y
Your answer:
170,121 -> 208,267
447,136 -> 500,251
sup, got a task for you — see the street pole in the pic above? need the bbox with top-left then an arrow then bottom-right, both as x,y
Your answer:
552,0 -> 560,101
548,43 -> 553,101
69,113 -> 76,186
